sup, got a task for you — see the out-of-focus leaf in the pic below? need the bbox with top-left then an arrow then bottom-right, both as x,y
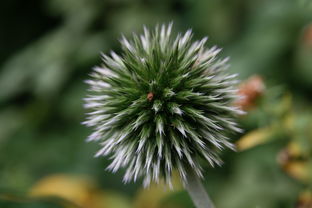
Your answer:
29,174 -> 131,208
29,174 -> 94,206
283,161 -> 310,183
236,126 -> 276,151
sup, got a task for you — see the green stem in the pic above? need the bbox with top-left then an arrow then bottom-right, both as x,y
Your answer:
185,171 -> 215,208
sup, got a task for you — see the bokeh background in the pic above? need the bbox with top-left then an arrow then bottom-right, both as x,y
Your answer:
1,0 -> 312,207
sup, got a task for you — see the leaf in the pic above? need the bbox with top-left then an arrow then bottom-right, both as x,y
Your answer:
29,174 -> 131,208
236,127 -> 275,151
282,161 -> 310,183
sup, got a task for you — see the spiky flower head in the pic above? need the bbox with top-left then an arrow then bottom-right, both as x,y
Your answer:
84,23 -> 242,187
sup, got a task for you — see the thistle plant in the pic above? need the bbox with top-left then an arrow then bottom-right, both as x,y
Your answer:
84,23 -> 242,208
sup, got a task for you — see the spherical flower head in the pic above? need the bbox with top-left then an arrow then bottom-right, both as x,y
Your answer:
83,23 -> 243,187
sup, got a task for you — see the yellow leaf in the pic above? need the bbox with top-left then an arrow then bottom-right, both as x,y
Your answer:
29,174 -> 93,207
283,161 -> 310,183
236,127 -> 274,151
29,174 -> 131,208
287,141 -> 303,158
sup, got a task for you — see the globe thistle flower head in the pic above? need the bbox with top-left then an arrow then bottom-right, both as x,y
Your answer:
84,23 -> 243,187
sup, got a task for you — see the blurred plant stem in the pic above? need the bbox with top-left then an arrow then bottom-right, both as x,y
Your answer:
185,170 -> 215,208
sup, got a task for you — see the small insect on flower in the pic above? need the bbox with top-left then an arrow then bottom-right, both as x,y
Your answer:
83,23 -> 243,188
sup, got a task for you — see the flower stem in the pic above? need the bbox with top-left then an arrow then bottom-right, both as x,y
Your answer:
185,171 -> 215,208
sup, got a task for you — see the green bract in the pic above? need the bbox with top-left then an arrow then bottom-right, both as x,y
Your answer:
84,24 -> 242,187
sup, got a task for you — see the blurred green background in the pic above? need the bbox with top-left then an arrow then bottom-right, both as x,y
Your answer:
1,0 -> 312,207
